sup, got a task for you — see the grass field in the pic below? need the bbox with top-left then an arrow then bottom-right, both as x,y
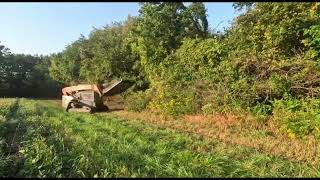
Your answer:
0,98 -> 319,177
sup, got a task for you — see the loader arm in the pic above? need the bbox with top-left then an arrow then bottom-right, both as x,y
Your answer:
102,79 -> 122,96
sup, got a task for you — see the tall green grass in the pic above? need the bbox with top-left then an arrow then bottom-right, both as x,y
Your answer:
0,98 -> 319,177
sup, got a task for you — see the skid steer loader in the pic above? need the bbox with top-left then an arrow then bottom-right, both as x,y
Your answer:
61,79 -> 124,113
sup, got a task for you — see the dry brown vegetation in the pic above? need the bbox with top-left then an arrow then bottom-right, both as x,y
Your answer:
111,110 -> 319,165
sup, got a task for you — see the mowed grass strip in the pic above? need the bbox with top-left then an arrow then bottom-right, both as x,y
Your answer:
0,98 -> 319,177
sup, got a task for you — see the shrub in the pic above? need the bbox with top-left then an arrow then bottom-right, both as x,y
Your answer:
145,38 -> 225,116
124,89 -> 153,112
272,96 -> 320,138
149,86 -> 197,117
146,80 -> 197,116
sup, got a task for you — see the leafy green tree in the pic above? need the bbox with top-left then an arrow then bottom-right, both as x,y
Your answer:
49,18 -> 141,86
133,2 -> 209,81
49,36 -> 87,85
232,2 -> 254,12
79,22 -> 138,84
0,42 -> 61,97
227,2 -> 318,57
0,41 -> 10,57
182,2 -> 209,38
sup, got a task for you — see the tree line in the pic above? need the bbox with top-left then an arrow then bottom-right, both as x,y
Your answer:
0,44 -> 61,98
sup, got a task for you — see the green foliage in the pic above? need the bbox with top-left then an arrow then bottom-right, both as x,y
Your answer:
272,97 -> 320,138
251,103 -> 272,122
304,24 -> 320,60
148,38 -> 225,116
20,136 -> 63,177
166,38 -> 226,80
303,3 -> 320,60
0,41 -> 10,57
232,2 -> 254,12
227,2 -> 318,57
181,2 -> 209,38
79,22 -> 139,84
49,37 -> 85,85
124,89 -> 153,112
133,2 -> 209,81
150,82 -> 197,116
0,43 -> 61,97
130,2 -> 320,119
236,53 -> 320,100
49,19 -> 141,85
202,52 -> 320,122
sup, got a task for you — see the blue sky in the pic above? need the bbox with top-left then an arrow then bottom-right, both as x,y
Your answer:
0,3 -> 238,56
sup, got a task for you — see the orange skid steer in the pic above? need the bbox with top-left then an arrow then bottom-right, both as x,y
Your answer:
61,80 -> 123,113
